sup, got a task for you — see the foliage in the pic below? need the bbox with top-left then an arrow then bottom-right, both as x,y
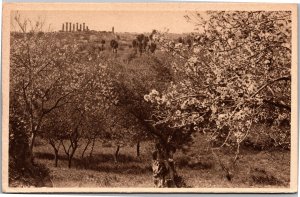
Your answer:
110,39 -> 119,53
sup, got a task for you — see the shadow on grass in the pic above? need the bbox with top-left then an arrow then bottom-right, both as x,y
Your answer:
34,152 -> 55,160
75,157 -> 152,175
35,152 -> 152,174
176,155 -> 214,170
35,152 -> 141,163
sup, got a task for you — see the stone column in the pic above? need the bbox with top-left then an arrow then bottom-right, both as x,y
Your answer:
62,23 -> 65,31
73,24 -> 75,31
76,23 -> 79,31
69,22 -> 72,32
83,23 -> 85,31
80,24 -> 82,31
66,22 -> 68,32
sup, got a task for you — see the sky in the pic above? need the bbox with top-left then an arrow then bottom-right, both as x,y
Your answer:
11,10 -> 200,33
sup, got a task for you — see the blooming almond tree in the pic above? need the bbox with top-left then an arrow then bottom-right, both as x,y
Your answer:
10,32 -> 81,154
39,61 -> 119,168
144,11 -> 291,182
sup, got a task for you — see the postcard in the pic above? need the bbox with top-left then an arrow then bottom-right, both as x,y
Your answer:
2,2 -> 298,193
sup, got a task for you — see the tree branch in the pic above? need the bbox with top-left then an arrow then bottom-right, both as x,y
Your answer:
42,91 -> 73,115
251,75 -> 291,98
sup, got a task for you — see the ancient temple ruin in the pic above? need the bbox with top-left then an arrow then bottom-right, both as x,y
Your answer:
61,22 -> 89,32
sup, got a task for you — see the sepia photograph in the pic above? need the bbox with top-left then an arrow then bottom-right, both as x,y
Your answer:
2,3 -> 298,193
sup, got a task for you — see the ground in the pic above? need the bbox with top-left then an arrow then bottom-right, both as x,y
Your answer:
34,137 -> 290,188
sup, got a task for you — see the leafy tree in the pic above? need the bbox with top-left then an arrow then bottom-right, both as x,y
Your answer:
132,39 -> 138,54
149,43 -> 157,54
110,39 -> 119,54
135,34 -> 151,55
101,39 -> 106,51
149,29 -> 158,41
178,37 -> 184,44
104,105 -> 149,161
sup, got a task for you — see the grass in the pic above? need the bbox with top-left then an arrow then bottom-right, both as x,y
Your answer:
33,137 -> 290,188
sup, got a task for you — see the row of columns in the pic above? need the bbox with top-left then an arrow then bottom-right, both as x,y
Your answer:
62,22 -> 89,32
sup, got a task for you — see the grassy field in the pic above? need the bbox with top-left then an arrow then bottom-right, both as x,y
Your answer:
34,137 -> 290,188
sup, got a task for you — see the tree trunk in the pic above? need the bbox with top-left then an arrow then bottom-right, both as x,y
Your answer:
165,160 -> 177,188
81,138 -> 91,159
165,147 -> 178,188
29,132 -> 36,154
114,145 -> 120,163
49,140 -> 60,167
68,157 -> 72,168
67,144 -> 77,169
136,142 -> 140,158
68,150 -> 76,169
54,149 -> 59,167
89,136 -> 96,158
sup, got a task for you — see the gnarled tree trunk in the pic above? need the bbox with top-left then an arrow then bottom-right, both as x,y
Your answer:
163,145 -> 178,188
